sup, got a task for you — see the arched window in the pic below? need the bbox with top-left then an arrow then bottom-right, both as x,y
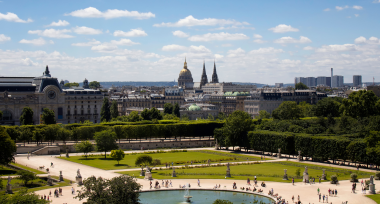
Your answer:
2,110 -> 12,120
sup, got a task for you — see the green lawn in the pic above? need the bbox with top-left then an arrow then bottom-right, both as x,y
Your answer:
10,163 -> 46,175
119,161 -> 373,183
0,176 -> 72,193
59,150 -> 262,170
367,194 -> 380,203
0,166 -> 17,176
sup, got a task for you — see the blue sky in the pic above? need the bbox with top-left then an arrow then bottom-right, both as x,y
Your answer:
0,0 -> 379,84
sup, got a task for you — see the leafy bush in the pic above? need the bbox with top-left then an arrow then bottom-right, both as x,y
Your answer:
350,173 -> 358,182
295,168 -> 301,177
330,175 -> 338,184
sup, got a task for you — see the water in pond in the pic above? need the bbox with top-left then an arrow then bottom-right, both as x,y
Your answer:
139,190 -> 273,204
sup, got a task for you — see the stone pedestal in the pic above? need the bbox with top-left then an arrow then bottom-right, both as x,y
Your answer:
145,172 -> 153,180
172,167 -> 176,177
6,184 -> 12,194
283,169 -> 288,180
47,175 -> 53,186
277,148 -> 281,159
65,149 -> 69,158
59,171 -> 64,182
303,166 -> 309,183
140,168 -> 145,176
321,169 -> 326,180
76,176 -> 83,185
226,163 -> 231,178
369,184 -> 376,194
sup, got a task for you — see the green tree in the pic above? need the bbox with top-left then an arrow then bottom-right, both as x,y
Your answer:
217,112 -> 226,120
71,128 -> 79,143
33,129 -> 44,146
6,126 -> 20,142
207,114 -> 215,121
141,108 -> 150,120
222,110 -> 252,151
0,188 -> 49,204
257,110 -> 270,119
135,155 -> 153,167
94,130 -> 118,159
101,97 -> 111,122
19,107 -> 34,125
110,100 -> 119,119
110,149 -> 125,165
173,103 -> 180,117
19,128 -> 33,146
128,111 -> 142,122
340,90 -> 380,118
41,108 -> 56,124
17,170 -> 37,186
315,97 -> 342,117
74,140 -> 93,159
150,107 -> 162,120
272,101 -> 302,120
75,175 -> 141,204
57,128 -> 71,144
298,101 -> 315,117
64,82 -> 79,87
0,126 -> 16,165
295,82 -> 308,90
113,126 -> 125,144
89,81 -> 101,89
44,125 -> 60,145
164,103 -> 173,115
213,199 -> 233,204
162,114 -> 179,120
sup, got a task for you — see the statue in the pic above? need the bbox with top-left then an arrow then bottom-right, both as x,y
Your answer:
76,169 -> 83,185
369,175 -> 376,194
144,166 -> 153,180
77,169 -> 81,177
226,163 -> 231,178
172,167 -> 176,177
322,169 -> 326,180
7,176 -> 11,185
297,151 -> 301,162
140,166 -> 145,176
303,166 -> 309,183
146,166 -> 151,173
47,175 -> 52,186
283,169 -> 288,180
59,170 -> 64,182
277,148 -> 281,159
6,176 -> 12,194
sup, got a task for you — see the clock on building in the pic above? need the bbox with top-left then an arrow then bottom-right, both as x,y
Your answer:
48,90 -> 56,99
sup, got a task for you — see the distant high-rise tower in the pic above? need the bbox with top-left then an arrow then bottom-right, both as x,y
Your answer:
200,61 -> 208,87
353,75 -> 362,87
331,68 -> 333,88
211,60 -> 219,83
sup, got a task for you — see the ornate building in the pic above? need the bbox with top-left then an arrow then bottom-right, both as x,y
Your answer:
0,66 -> 103,125
211,60 -> 219,83
177,58 -> 194,89
200,61 -> 208,87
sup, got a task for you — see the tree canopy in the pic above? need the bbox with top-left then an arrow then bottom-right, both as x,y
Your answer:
221,110 -> 252,150
173,103 -> 180,117
41,108 -> 56,124
64,82 -> 79,87
110,149 -> 125,165
257,110 -> 270,119
135,155 -> 153,167
164,103 -> 173,115
0,126 -> 16,165
19,107 -> 34,125
101,97 -> 111,122
94,130 -> 118,158
341,90 -> 380,118
295,82 -> 308,90
140,108 -> 162,120
89,81 -> 101,89
75,175 -> 141,204
110,100 -> 119,119
17,170 -> 37,186
0,188 -> 49,204
315,97 -> 342,117
74,140 -> 93,159
272,101 -> 302,120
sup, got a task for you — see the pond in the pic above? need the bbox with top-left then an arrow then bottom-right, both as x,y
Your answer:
139,190 -> 274,204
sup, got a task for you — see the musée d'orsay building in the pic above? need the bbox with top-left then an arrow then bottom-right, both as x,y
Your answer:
0,66 -> 103,125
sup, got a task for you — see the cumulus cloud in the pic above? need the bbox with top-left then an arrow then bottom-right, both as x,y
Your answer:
72,26 -> 102,35
274,36 -> 312,44
324,8 -> 330,11
113,29 -> 147,37
355,14 -> 359,17
172,30 -> 189,38
336,5 -> 349,11
153,15 -> 249,27
253,39 -> 266,44
28,29 -> 74,38
221,44 -> 233,47
0,34 -> 11,42
110,39 -> 139,46
91,44 -> 118,52
303,46 -> 314,50
65,7 -> 155,19
188,32 -> 249,41
227,48 -> 245,57
19,38 -> 51,46
354,36 -> 380,44
22,58 -> 39,66
315,44 -> 357,52
189,45 -> 211,53
162,44 -> 187,51
47,20 -> 69,27
72,39 -> 101,46
248,47 -> 284,54
269,24 -> 299,33
374,0 -> 380,3
353,5 -> 363,10
0,12 -> 33,23
253,34 -> 262,39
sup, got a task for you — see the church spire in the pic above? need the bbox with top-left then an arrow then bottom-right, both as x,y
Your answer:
211,60 -> 219,83
183,57 -> 188,69
200,60 -> 208,87
44,65 -> 51,77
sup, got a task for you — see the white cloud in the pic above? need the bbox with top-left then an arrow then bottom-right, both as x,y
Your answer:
253,39 -> 266,44
72,26 -> 102,35
22,58 -> 39,66
210,26 -> 255,30
113,29 -> 147,37
336,5 -> 349,11
65,7 -> 155,19
353,5 -> 363,10
354,36 -> 380,44
303,46 -> 314,50
47,20 -> 69,27
188,32 -> 249,41
162,44 -> 188,51
0,12 -> 33,23
214,54 -> 223,59
227,48 -> 245,57
19,38 -> 49,46
248,47 -> 284,54
253,34 -> 262,39
374,0 -> 380,3
153,15 -> 249,27
315,44 -> 357,52
355,36 -> 367,44
110,39 -> 139,46
172,30 -> 189,38
0,34 -> 11,42
221,44 -> 233,47
189,45 -> 211,53
269,24 -> 299,33
28,29 -> 74,38
324,8 -> 330,11
354,14 -> 359,17
274,36 -> 312,44
72,39 -> 101,46
91,44 -> 118,52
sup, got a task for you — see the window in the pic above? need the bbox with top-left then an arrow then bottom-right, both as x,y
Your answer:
2,110 -> 12,120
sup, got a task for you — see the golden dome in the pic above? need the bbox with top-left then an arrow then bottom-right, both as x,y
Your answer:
179,57 -> 192,77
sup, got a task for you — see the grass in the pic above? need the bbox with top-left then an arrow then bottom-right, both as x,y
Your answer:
0,176 -> 72,193
59,150 -> 263,170
367,194 -> 380,203
119,161 -> 373,183
10,163 -> 46,175
0,165 -> 17,176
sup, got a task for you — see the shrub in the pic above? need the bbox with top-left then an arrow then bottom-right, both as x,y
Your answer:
330,175 -> 338,184
375,172 -> 380,180
295,168 -> 301,177
350,173 -> 358,182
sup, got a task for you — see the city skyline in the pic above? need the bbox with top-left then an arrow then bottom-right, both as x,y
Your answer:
0,0 -> 379,84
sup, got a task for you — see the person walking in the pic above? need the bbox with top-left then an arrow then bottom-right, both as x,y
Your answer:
317,187 -> 320,195
292,178 -> 294,185
292,195 -> 294,202
335,189 -> 337,196
198,179 -> 200,187
323,194 -> 325,203
326,195 -> 328,203
319,193 -> 321,202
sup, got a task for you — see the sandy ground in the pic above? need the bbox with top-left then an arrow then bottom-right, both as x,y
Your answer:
14,152 -> 379,204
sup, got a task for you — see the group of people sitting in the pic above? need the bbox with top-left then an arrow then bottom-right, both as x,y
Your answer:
213,184 -> 221,189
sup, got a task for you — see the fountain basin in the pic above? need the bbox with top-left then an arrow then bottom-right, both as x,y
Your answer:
139,189 -> 274,204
